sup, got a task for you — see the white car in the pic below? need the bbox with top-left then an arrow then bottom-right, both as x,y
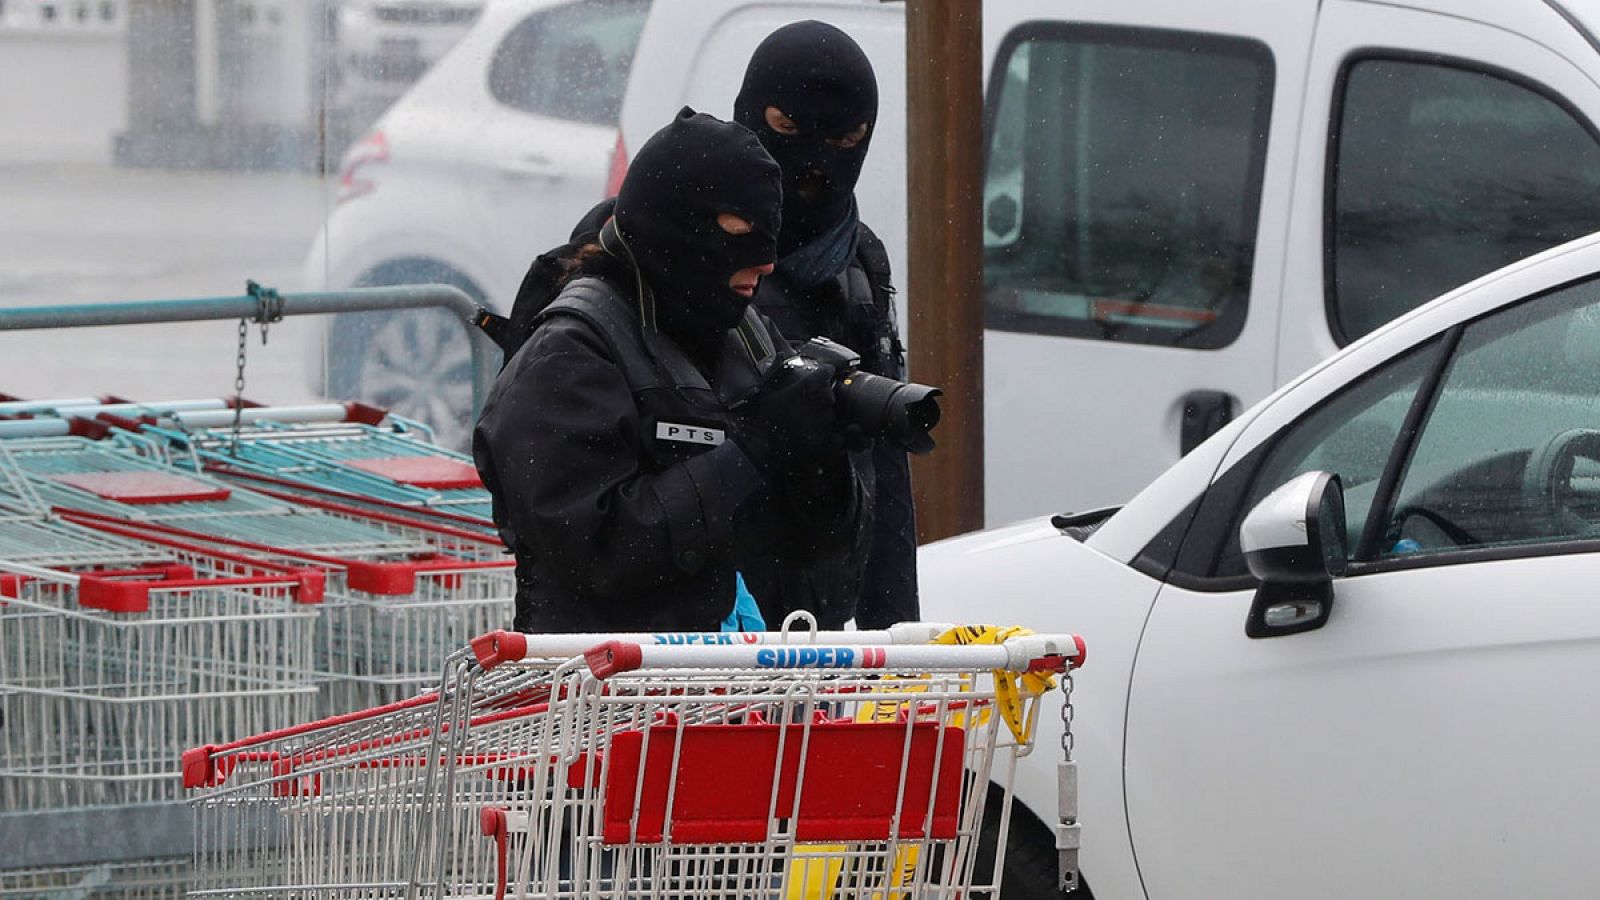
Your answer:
306,0 -> 651,445
333,0 -> 484,120
919,231 -> 1600,899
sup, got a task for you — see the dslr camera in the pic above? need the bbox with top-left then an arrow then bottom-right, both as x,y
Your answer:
782,336 -> 943,455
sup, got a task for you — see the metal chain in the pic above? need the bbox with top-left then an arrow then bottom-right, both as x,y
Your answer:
230,315 -> 248,456
1059,670 -> 1076,762
231,281 -> 284,455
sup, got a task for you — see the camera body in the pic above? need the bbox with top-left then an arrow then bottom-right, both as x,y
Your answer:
784,336 -> 943,455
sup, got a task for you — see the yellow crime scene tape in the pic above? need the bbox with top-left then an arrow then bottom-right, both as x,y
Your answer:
785,625 -> 1057,899
932,623 -> 1058,744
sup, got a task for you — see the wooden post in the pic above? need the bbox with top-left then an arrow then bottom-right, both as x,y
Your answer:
906,0 -> 984,542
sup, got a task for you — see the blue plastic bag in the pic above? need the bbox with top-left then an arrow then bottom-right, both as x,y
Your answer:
721,572 -> 767,632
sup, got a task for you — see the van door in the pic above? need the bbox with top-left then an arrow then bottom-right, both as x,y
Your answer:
1274,0 -> 1600,383
980,2 -> 1316,526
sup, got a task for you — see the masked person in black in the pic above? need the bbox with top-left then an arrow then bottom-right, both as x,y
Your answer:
473,108 -> 866,633
732,21 -> 919,630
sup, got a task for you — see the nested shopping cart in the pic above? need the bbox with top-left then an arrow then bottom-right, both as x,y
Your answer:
0,436 -> 515,714
0,436 -> 434,557
0,395 -> 489,523
203,465 -> 501,538
0,398 -> 393,440
0,856 -> 192,899
0,507 -> 323,810
144,415 -> 494,523
0,397 -> 498,534
52,501 -> 515,717
183,624 -> 1084,899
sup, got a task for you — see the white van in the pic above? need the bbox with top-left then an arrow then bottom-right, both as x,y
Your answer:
619,0 -> 1600,527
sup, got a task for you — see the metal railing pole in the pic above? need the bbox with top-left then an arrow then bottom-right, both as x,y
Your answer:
0,284 -> 497,417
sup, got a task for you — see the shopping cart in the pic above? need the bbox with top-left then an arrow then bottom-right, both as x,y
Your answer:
0,437 -> 514,710
0,436 -> 432,558
144,416 -> 494,522
0,398 -> 393,440
0,512 -> 323,809
183,623 -> 1084,899
0,398 -> 498,534
201,465 -> 500,538
53,505 -> 515,717
0,397 -> 238,441
0,856 -> 191,899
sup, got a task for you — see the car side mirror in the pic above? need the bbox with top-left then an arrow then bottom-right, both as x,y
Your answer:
1239,471 -> 1347,638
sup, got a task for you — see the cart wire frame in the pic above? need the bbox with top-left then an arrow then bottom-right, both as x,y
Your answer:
182,625 -> 1085,899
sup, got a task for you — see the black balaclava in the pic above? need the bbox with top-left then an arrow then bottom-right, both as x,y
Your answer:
609,107 -> 781,341
734,21 -> 878,256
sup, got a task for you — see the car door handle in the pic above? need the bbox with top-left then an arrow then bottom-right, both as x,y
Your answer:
499,155 -> 562,180
1180,390 -> 1237,456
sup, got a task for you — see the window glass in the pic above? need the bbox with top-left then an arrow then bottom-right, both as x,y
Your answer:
1376,279 -> 1600,556
983,26 -> 1274,349
488,0 -> 650,125
1209,341 -> 1442,578
1331,59 -> 1600,341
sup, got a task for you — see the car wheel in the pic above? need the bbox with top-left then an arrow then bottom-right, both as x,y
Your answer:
328,259 -> 485,449
971,791 -> 1093,899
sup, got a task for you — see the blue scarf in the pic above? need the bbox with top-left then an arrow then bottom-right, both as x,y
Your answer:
775,200 -> 860,288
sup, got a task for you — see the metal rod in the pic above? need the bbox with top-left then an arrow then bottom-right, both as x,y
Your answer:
0,284 -> 497,419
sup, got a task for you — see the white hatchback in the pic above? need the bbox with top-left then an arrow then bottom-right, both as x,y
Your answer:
305,0 -> 651,445
919,232 -> 1600,898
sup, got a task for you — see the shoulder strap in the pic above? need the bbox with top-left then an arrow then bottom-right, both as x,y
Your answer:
478,244 -> 583,366
854,223 -> 896,316
850,223 -> 905,376
538,278 -> 664,391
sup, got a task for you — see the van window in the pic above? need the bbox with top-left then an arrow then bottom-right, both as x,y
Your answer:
1330,58 -> 1600,342
488,0 -> 651,125
983,26 -> 1274,349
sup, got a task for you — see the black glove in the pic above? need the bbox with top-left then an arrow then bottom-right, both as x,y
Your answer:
734,357 -> 841,475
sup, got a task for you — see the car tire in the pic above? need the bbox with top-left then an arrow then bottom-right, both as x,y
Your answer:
971,790 -> 1093,899
327,259 -> 486,449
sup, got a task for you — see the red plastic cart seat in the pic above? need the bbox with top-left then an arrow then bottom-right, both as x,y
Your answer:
345,457 -> 483,490
52,471 -> 231,504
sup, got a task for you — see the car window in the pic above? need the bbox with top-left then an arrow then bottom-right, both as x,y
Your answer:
487,0 -> 650,125
1330,58 -> 1600,342
1203,339 -> 1444,579
1375,278 -> 1600,557
982,25 -> 1274,349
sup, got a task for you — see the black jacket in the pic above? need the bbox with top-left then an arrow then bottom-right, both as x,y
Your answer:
473,275 -> 867,633
751,224 -> 919,629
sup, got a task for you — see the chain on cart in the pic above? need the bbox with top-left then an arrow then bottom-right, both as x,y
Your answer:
182,620 -> 1088,899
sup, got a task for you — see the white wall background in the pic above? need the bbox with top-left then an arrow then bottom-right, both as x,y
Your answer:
0,0 -> 128,164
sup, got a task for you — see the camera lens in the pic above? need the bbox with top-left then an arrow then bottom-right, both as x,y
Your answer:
833,371 -> 943,455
